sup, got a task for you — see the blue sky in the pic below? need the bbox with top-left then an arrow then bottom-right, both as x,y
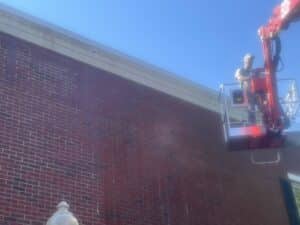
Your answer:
0,0 -> 299,90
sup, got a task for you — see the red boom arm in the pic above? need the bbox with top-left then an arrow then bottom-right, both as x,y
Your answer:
258,0 -> 300,132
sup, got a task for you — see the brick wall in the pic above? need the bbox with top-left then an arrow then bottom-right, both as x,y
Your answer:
0,31 -> 298,225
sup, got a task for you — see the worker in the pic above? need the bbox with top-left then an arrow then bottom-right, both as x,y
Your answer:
235,53 -> 256,123
235,53 -> 254,89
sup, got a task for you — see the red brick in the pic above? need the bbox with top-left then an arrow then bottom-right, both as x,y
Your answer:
0,31 -> 298,225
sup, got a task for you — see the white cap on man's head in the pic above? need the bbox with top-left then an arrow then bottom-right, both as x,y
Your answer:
243,53 -> 254,62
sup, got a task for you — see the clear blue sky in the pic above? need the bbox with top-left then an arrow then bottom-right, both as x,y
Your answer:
0,0 -> 299,90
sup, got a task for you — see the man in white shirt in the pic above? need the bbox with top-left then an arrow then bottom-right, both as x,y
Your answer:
235,53 -> 254,90
235,54 -> 256,123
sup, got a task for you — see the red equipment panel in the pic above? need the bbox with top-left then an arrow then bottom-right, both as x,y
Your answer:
227,132 -> 285,151
251,76 -> 267,93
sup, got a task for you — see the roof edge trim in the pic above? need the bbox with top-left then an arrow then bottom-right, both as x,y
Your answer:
0,3 -> 221,113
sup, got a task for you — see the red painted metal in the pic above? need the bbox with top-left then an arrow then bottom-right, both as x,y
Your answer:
257,0 -> 300,133
250,76 -> 267,93
259,0 -> 300,39
261,38 -> 281,130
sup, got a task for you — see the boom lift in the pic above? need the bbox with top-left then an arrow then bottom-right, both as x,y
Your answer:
220,0 -> 300,151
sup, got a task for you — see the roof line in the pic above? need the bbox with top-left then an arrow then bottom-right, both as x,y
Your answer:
0,3 -> 221,112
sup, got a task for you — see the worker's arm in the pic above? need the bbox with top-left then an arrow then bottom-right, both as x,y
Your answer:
252,68 -> 265,77
235,69 -> 250,82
